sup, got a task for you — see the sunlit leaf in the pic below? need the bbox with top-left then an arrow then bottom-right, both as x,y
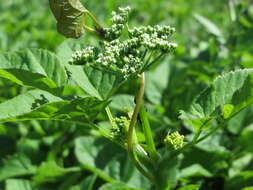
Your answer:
0,49 -> 68,95
0,89 -> 108,123
180,69 -> 253,130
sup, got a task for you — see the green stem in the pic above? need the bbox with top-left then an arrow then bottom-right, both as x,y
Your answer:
139,104 -> 159,161
127,73 -> 154,182
105,107 -> 114,125
195,124 -> 221,144
85,10 -> 103,30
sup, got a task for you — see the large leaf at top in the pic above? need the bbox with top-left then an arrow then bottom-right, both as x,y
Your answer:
0,49 -> 68,95
0,89 -> 108,123
75,136 -> 149,189
57,39 -> 126,100
180,69 -> 253,130
49,0 -> 87,38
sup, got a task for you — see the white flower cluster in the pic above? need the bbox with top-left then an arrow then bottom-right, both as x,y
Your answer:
95,39 -> 142,78
69,46 -> 96,65
69,6 -> 177,79
129,25 -> 177,52
104,6 -> 131,41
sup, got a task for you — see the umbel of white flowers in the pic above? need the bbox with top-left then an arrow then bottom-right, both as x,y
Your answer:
69,6 -> 177,79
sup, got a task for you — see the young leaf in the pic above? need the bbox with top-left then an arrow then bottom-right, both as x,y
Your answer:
180,69 -> 253,130
0,49 -> 68,95
0,89 -> 108,123
49,0 -> 87,38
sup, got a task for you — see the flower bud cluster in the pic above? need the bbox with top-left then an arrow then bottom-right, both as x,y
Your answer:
69,46 -> 96,65
164,131 -> 184,150
95,39 -> 142,78
111,116 -> 130,144
104,6 -> 131,41
129,25 -> 177,52
69,6 -> 177,79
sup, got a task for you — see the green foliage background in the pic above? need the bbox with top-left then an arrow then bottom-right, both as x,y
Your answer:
1,0 -> 253,189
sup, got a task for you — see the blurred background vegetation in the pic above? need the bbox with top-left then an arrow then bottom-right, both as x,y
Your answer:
1,0 -> 253,189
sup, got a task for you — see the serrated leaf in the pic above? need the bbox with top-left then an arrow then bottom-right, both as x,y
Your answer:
180,69 -> 253,130
49,0 -> 87,38
0,49 -> 67,95
0,89 -> 108,123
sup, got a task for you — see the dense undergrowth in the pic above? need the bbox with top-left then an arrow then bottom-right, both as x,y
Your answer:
1,0 -> 253,190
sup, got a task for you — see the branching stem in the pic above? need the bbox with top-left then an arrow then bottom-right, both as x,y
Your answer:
127,73 -> 153,182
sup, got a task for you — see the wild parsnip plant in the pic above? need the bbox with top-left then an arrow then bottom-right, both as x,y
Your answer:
1,0 -> 253,190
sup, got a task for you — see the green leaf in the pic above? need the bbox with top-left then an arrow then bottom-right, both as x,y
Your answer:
194,13 -> 222,37
0,89 -> 108,123
33,161 -> 80,184
49,0 -> 87,38
238,123 -> 253,152
229,153 -> 252,177
0,49 -> 67,95
180,164 -> 212,178
145,60 -> 170,104
69,175 -> 97,190
177,184 -> 200,190
0,154 -> 36,181
180,69 -> 253,130
225,171 -> 253,190
5,179 -> 32,190
110,94 -> 135,111
241,187 -> 253,190
75,136 -> 150,189
99,183 -> 139,190
155,155 -> 179,190
68,65 -> 125,100
57,39 -> 126,100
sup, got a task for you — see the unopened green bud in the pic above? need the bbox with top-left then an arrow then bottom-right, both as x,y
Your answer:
111,116 -> 130,144
164,131 -> 184,150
